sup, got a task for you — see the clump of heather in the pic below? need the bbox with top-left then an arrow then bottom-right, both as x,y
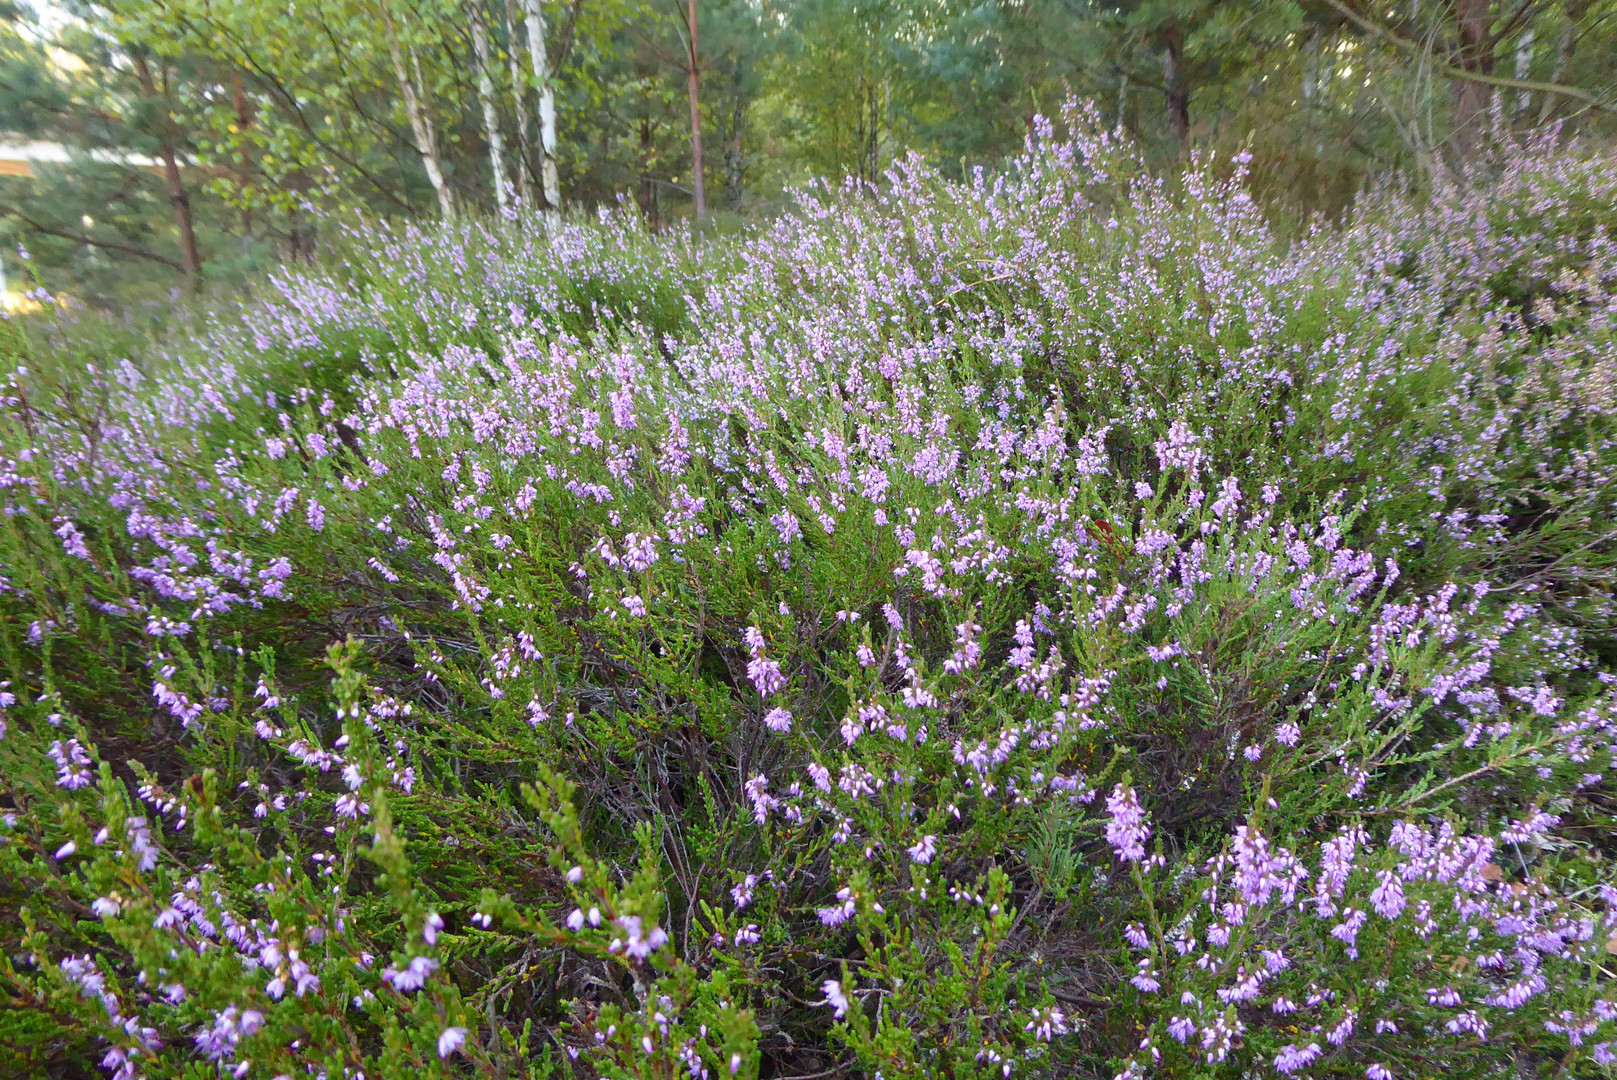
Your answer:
3,101 -> 1617,1080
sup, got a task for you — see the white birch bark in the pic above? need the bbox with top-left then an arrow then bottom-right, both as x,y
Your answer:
1515,29 -> 1535,115
1538,14 -> 1575,124
520,0 -> 561,230
506,0 -> 537,206
470,3 -> 510,212
385,12 -> 454,220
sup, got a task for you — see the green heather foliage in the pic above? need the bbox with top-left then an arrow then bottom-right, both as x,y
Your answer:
5,103 -> 1617,1079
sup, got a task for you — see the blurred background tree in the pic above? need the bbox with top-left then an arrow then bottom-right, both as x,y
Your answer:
2,0 -> 1614,307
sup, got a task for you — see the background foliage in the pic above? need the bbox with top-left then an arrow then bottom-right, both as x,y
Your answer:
1,0 -> 1615,306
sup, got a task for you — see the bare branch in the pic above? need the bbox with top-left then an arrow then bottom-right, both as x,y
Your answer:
1323,0 -> 1613,111
7,211 -> 187,270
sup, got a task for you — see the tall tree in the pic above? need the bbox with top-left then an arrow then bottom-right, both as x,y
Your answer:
505,0 -> 538,204
129,49 -> 202,285
520,0 -> 562,227
683,0 -> 706,219
382,3 -> 455,218
1160,21 -> 1189,153
469,1 -> 510,212
1451,0 -> 1496,158
0,0 -> 236,300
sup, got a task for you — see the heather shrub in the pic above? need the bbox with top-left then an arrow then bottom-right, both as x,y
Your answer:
2,102 -> 1616,1080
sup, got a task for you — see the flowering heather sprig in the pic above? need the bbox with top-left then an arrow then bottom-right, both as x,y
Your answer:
1106,784 -> 1151,863
822,980 -> 850,1019
7,104 -> 1617,1080
437,1027 -> 468,1057
381,956 -> 439,992
48,738 -> 93,789
743,626 -> 786,698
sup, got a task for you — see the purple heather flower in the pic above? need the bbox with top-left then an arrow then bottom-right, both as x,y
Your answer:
1274,1042 -> 1322,1074
1105,784 -> 1151,863
381,956 -> 439,992
822,980 -> 850,1018
437,1027 -> 467,1058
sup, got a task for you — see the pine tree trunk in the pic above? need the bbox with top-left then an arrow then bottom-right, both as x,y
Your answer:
385,15 -> 455,219
724,63 -> 745,209
132,54 -> 202,287
639,113 -> 659,230
520,0 -> 562,230
1451,0 -> 1495,159
866,78 -> 879,184
1162,24 -> 1190,155
855,74 -> 868,184
686,0 -> 707,221
470,3 -> 510,213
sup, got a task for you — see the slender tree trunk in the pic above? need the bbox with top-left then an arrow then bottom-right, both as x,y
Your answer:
1162,24 -> 1190,155
158,139 -> 203,285
385,13 -> 455,219
521,0 -> 562,230
866,78 -> 879,184
132,54 -> 202,287
638,113 -> 659,230
506,0 -> 537,205
1116,71 -> 1128,130
685,0 -> 707,221
470,3 -> 510,212
1451,0 -> 1495,159
288,205 -> 303,263
883,74 -> 891,173
855,74 -> 867,184
724,62 -> 745,208
232,72 -> 254,237
1538,0 -> 1582,124
1513,28 -> 1534,116
411,41 -> 455,216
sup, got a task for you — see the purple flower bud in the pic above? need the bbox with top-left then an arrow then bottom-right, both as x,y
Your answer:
437,1027 -> 467,1058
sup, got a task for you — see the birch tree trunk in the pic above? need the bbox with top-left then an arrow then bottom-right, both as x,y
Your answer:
506,0 -> 537,206
1514,28 -> 1534,116
520,0 -> 562,230
1538,0 -> 1583,125
685,0 -> 707,220
384,10 -> 455,220
470,2 -> 510,213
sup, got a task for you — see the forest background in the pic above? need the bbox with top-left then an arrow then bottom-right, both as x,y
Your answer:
1,0 -> 1616,308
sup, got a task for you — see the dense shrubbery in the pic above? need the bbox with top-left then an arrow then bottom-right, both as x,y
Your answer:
4,102 -> 1617,1079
